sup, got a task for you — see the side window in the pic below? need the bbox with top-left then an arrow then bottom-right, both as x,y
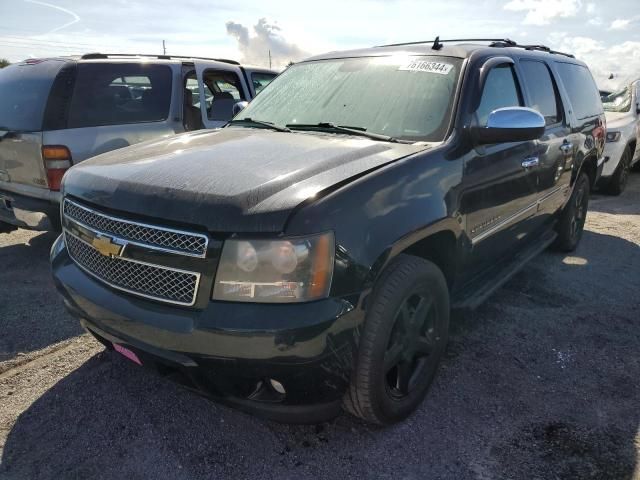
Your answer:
203,70 -> 245,122
251,72 -> 277,95
67,63 -> 172,128
183,72 -> 203,131
476,65 -> 523,125
520,60 -> 561,126
555,63 -> 602,120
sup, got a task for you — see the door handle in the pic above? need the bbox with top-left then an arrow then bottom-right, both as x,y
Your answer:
560,142 -> 573,153
521,157 -> 539,169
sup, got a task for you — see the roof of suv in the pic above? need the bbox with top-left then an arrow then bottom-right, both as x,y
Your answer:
303,39 -> 586,67
16,53 -> 275,72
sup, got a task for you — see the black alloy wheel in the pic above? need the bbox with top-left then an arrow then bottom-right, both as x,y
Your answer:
344,254 -> 449,425
606,146 -> 632,195
553,171 -> 590,252
384,292 -> 440,399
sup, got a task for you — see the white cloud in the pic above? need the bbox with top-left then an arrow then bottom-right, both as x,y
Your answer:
504,0 -> 582,25
610,18 -> 631,30
225,18 -> 310,69
585,2 -> 596,13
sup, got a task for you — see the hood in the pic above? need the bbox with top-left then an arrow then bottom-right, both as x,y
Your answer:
63,128 -> 429,232
604,111 -> 634,129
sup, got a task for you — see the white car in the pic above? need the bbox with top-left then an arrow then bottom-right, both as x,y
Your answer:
600,80 -> 640,195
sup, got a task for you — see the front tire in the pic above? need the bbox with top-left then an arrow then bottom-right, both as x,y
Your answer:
343,254 -> 449,425
605,146 -> 632,195
553,171 -> 590,252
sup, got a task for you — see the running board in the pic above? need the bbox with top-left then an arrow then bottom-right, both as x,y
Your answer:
452,229 -> 557,311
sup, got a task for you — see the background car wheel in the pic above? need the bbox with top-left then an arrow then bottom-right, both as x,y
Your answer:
605,146 -> 632,195
553,171 -> 590,252
343,254 -> 449,425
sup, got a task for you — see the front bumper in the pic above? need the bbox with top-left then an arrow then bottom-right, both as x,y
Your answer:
0,188 -> 60,230
51,235 -> 364,423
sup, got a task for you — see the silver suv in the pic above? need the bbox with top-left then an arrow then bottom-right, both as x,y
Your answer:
0,53 -> 277,231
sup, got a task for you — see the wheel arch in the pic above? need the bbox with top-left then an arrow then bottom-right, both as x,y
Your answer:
575,152 -> 598,190
365,219 -> 462,292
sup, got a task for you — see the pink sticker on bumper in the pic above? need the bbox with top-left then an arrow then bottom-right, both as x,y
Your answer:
113,343 -> 142,365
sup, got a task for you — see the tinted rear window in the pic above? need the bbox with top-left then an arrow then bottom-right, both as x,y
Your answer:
555,63 -> 602,120
67,63 -> 172,128
520,60 -> 562,126
0,61 -> 63,131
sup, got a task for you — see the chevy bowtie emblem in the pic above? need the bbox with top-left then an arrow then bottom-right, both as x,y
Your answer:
92,234 -> 124,257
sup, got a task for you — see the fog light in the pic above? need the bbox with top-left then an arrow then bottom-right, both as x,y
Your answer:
269,379 -> 286,394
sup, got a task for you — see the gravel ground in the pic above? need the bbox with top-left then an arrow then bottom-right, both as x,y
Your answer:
1,174 -> 639,480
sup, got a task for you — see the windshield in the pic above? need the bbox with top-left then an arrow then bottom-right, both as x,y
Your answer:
0,60 -> 63,131
602,87 -> 631,113
234,55 -> 463,142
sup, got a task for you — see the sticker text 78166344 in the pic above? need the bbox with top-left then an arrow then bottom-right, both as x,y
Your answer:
398,61 -> 453,75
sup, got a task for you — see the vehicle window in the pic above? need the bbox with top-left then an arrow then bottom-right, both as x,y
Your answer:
203,70 -> 245,122
235,56 -> 464,142
520,60 -> 561,125
251,72 -> 277,95
67,63 -> 172,128
555,63 -> 603,120
476,64 -> 522,125
0,60 -> 63,131
183,72 -> 203,131
602,86 -> 631,113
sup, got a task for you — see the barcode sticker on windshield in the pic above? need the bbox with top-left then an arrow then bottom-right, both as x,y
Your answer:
398,61 -> 453,75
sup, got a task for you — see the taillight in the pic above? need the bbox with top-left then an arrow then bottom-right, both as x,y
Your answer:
42,145 -> 72,191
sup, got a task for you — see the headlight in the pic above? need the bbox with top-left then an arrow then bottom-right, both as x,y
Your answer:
212,232 -> 334,303
606,131 -> 622,142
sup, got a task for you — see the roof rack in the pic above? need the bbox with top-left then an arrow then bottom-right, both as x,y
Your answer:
80,53 -> 241,65
376,38 -> 517,48
375,38 -> 574,58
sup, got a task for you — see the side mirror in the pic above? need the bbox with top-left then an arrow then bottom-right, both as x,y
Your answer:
232,101 -> 249,116
474,107 -> 545,144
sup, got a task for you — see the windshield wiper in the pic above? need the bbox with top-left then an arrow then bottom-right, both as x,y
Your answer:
228,118 -> 291,132
285,122 -> 400,143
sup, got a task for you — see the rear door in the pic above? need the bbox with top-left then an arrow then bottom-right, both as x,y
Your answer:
194,62 -> 250,129
461,62 -> 540,274
0,60 -> 66,192
518,58 -> 573,224
42,61 -> 178,165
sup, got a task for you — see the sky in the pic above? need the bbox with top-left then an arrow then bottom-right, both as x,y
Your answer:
0,0 -> 639,90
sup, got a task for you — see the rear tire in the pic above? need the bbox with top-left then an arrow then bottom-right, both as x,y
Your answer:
343,254 -> 449,425
553,172 -> 590,252
605,147 -> 632,195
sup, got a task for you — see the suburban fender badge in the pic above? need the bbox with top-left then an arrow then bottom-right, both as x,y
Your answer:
92,234 -> 125,257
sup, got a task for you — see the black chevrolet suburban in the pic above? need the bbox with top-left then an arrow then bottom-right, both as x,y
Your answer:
51,39 -> 605,425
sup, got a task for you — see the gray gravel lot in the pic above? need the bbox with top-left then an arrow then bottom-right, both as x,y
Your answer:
1,175 -> 639,480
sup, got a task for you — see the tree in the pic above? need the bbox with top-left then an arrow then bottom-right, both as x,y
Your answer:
0,59 -> 10,69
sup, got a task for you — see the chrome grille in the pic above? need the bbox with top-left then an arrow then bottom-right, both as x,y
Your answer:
63,199 -> 208,257
65,232 -> 200,306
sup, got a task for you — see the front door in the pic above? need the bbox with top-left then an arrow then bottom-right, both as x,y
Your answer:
460,63 -> 540,276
